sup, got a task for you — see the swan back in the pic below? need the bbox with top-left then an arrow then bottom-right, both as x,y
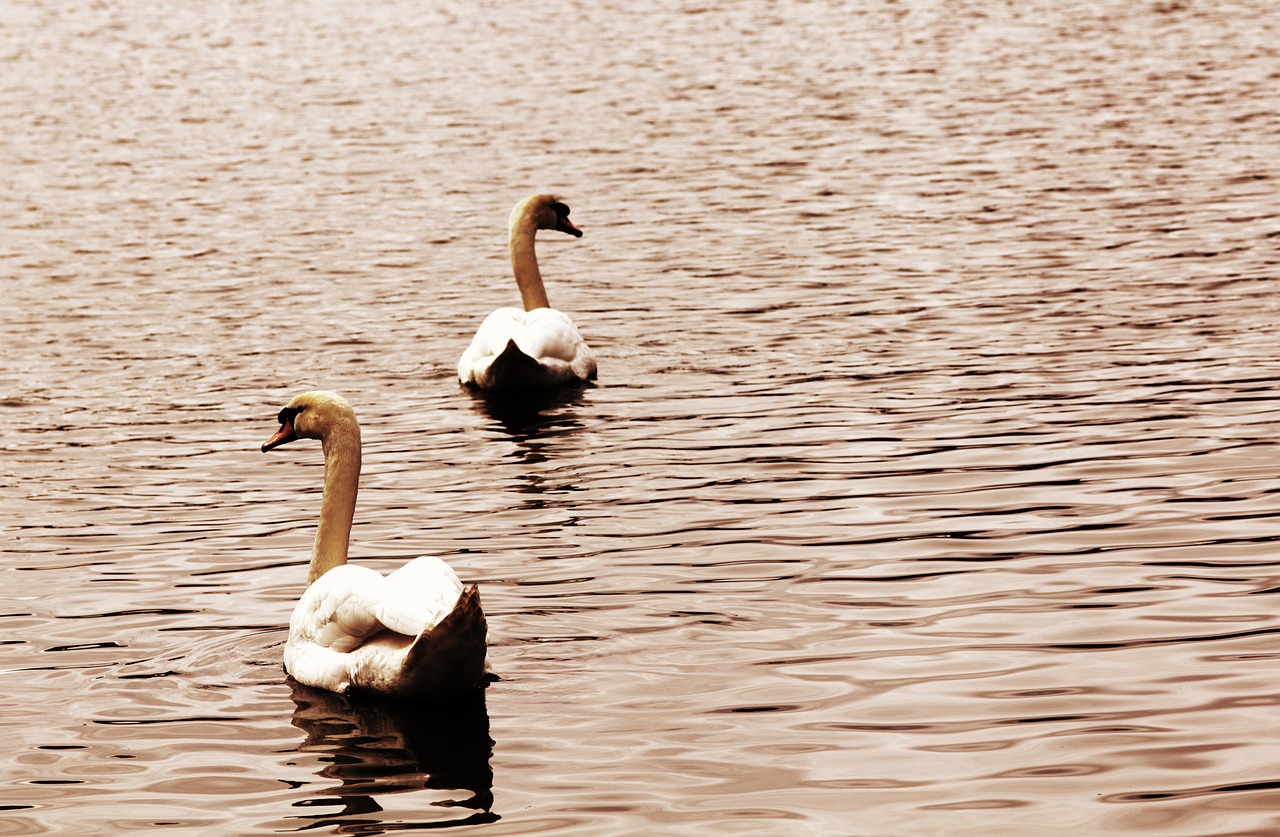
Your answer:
458,307 -> 597,390
284,557 -> 487,699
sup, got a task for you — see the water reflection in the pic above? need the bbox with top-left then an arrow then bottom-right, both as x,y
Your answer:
466,385 -> 592,438
286,680 -> 497,830
467,386 -> 594,503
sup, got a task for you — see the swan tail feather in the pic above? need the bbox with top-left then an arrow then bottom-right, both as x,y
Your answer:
485,339 -> 588,391
487,339 -> 542,386
397,585 -> 488,698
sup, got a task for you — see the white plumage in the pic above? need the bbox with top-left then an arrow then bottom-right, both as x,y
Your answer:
458,306 -> 596,390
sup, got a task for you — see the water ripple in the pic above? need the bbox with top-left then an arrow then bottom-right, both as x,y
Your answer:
4,0 -> 1280,834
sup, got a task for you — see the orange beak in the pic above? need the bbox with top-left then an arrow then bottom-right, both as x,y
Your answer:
261,417 -> 297,452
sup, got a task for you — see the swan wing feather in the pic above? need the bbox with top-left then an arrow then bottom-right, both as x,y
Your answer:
374,556 -> 465,637
510,308 -> 589,363
284,565 -> 387,692
290,564 -> 387,652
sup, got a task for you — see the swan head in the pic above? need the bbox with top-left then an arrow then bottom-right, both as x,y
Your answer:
511,193 -> 582,238
262,390 -> 358,452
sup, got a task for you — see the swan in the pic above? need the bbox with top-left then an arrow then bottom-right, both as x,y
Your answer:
458,193 -> 598,390
260,390 -> 488,699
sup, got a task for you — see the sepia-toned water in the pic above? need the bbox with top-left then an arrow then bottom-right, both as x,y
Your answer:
3,0 -> 1280,833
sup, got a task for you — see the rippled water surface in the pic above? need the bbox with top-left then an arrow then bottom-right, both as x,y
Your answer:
4,1 -> 1280,834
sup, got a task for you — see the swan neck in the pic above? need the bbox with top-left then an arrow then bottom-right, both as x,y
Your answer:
510,210 -> 551,311
310,422 -> 361,586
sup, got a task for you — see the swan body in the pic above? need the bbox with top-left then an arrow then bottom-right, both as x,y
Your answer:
458,194 -> 597,391
460,306 -> 595,390
261,390 -> 488,699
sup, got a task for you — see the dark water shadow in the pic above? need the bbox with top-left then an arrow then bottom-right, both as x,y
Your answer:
465,383 -> 593,439
284,680 -> 497,831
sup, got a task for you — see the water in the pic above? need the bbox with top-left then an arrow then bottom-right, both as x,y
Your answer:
3,0 -> 1280,833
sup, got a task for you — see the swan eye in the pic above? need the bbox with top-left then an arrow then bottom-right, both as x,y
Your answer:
277,406 -> 302,425
550,201 -> 570,217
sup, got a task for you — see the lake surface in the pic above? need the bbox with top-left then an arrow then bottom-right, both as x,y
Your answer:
3,0 -> 1280,834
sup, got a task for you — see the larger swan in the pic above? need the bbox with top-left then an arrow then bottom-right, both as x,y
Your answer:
261,390 -> 488,699
458,193 -> 597,390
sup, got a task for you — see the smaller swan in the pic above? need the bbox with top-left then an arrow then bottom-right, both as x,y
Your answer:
458,194 -> 597,391
261,390 -> 488,699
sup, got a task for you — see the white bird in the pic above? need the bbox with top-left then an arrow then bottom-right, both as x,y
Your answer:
458,193 -> 597,390
261,390 -> 488,699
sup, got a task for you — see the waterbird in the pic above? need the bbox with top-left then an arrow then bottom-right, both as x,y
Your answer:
261,390 -> 488,699
457,193 -> 597,390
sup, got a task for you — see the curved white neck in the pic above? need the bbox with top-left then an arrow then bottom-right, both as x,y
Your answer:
509,209 -> 551,311
310,420 -> 361,585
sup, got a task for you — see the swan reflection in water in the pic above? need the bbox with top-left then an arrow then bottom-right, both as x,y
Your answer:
469,385 -> 593,501
285,679 -> 497,829
468,382 -> 593,438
